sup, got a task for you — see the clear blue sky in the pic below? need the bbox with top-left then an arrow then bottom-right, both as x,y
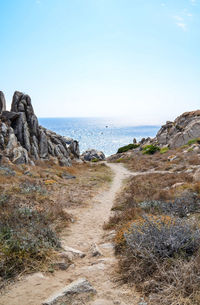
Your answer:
0,0 -> 200,124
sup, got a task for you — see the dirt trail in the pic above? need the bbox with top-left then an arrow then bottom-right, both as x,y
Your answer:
0,163 -> 141,305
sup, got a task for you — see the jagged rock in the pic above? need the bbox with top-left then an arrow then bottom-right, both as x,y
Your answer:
81,149 -> 105,161
139,137 -> 152,146
0,122 -> 8,136
65,137 -> 80,158
5,127 -> 18,153
42,278 -> 96,305
39,129 -> 48,158
1,111 -> 20,122
0,92 -> 6,114
0,91 -> 80,165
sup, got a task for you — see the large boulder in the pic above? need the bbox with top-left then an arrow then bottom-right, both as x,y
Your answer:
81,149 -> 105,161
0,91 -> 80,165
156,110 -> 200,148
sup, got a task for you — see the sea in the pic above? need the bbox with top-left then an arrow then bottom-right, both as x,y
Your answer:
39,117 -> 160,157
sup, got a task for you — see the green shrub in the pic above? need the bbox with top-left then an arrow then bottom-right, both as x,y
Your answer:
188,138 -> 200,145
117,144 -> 139,154
160,147 -> 169,154
142,144 -> 160,155
91,158 -> 99,162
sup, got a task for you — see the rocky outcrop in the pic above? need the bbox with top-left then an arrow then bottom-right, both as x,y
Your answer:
0,91 -> 80,165
156,110 -> 200,148
81,149 -> 105,161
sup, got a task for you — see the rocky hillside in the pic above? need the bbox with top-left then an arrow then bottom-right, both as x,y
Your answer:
0,91 -> 79,166
138,110 -> 200,148
156,110 -> 200,148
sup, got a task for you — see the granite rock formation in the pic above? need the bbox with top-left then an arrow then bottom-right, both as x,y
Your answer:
137,110 -> 200,149
156,110 -> 200,148
81,149 -> 105,161
0,91 -> 80,165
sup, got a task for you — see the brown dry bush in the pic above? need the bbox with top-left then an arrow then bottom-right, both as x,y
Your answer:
103,206 -> 141,230
118,216 -> 200,305
147,256 -> 200,305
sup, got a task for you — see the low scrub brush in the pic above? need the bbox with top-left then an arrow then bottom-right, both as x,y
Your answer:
138,191 -> 200,217
0,205 -> 60,279
119,216 -> 200,287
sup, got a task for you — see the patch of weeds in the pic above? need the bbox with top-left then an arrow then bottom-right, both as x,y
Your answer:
160,147 -> 169,154
181,144 -> 189,149
91,158 -> 99,162
188,138 -> 200,145
114,158 -> 125,163
142,145 -> 160,155
117,144 -> 139,154
20,182 -> 47,195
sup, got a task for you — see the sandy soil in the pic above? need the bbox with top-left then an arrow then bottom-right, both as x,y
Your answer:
0,163 -> 141,305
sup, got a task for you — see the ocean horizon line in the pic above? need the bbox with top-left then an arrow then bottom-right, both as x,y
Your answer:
38,117 -> 161,128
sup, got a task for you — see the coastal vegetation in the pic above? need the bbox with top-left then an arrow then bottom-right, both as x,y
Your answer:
106,141 -> 200,305
188,137 -> 200,145
117,143 -> 139,154
142,144 -> 160,155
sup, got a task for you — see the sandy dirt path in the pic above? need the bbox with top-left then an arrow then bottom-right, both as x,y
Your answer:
0,163 -> 141,305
